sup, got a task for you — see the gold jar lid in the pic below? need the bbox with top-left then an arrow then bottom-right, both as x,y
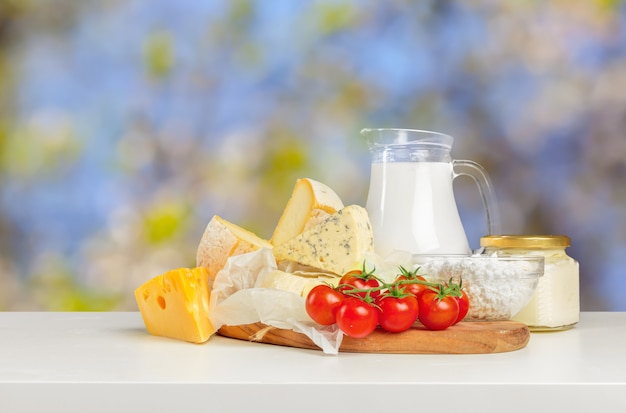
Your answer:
480,235 -> 571,249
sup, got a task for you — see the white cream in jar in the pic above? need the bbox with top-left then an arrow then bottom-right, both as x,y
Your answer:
480,235 -> 580,331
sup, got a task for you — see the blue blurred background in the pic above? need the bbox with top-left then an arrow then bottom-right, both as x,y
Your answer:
0,0 -> 624,311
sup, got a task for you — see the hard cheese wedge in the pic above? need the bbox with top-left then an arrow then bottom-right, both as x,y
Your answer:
196,215 -> 272,287
272,205 -> 374,276
135,267 -> 215,344
271,178 -> 344,246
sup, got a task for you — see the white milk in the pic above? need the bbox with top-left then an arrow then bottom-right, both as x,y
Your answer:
366,162 -> 471,257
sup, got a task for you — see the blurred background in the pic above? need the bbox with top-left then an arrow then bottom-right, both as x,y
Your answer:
0,0 -> 624,311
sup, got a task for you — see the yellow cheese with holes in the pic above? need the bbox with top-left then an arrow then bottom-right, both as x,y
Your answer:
135,267 -> 215,344
196,215 -> 272,288
271,178 -> 344,246
272,205 -> 374,276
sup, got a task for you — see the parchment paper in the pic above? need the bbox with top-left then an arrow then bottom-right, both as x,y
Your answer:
208,248 -> 344,355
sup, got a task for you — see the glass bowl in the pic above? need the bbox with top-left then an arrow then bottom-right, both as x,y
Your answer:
412,254 -> 545,322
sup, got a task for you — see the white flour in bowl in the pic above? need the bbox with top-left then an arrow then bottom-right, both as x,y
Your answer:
414,255 -> 544,321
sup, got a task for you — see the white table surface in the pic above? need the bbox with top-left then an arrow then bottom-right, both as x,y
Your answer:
1,311 -> 625,412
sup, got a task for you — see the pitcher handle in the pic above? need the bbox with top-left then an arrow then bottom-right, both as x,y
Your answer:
452,159 -> 501,236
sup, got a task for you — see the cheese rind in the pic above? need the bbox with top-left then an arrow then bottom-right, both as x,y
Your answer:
272,205 -> 374,276
196,215 -> 272,288
271,178 -> 344,246
135,267 -> 215,344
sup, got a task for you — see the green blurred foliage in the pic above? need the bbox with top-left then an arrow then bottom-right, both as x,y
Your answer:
29,273 -> 122,311
316,2 -> 356,35
144,30 -> 175,80
142,201 -> 191,245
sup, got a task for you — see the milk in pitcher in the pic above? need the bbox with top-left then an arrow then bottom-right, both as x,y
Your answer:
366,161 -> 471,257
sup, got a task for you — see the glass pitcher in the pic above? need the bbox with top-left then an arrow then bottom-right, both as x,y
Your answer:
362,128 -> 501,257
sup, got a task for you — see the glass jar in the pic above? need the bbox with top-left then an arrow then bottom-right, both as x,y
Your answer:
480,235 -> 580,331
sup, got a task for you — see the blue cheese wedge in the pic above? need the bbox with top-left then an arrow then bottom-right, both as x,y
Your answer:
272,205 -> 374,276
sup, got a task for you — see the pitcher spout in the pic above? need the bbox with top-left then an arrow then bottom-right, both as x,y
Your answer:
362,128 -> 454,163
361,128 -> 454,150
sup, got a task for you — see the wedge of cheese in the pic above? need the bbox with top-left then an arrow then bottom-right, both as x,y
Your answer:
271,178 -> 344,246
196,215 -> 272,288
272,205 -> 374,276
259,269 -> 339,298
135,267 -> 215,344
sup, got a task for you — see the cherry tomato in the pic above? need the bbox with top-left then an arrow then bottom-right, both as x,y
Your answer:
395,274 -> 429,299
453,289 -> 470,325
335,297 -> 379,338
305,285 -> 345,325
395,266 -> 429,299
417,288 -> 460,331
376,294 -> 419,333
339,270 -> 381,299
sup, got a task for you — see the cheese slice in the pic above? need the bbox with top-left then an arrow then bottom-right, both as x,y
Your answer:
272,205 -> 374,276
135,267 -> 215,344
259,269 -> 333,298
196,215 -> 272,288
271,178 -> 344,246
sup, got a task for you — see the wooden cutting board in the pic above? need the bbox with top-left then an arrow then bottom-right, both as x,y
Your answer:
218,320 -> 530,354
